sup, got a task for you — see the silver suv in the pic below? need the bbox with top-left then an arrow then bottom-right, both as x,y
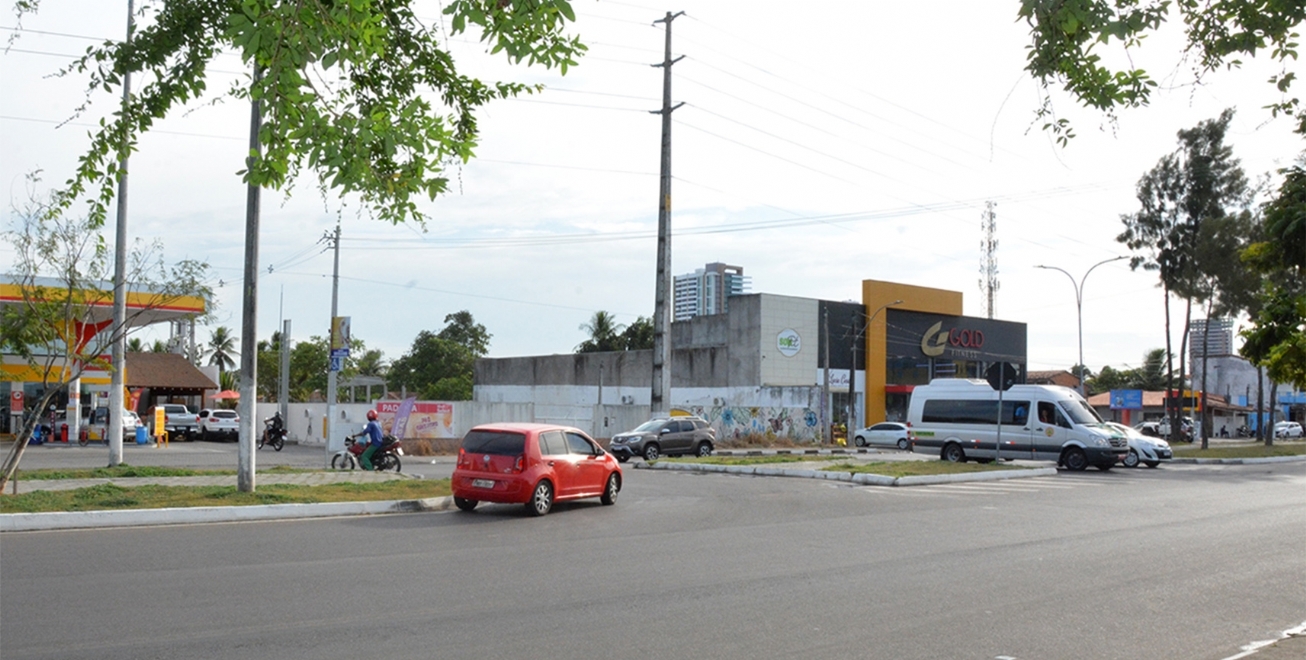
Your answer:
609,417 -> 715,462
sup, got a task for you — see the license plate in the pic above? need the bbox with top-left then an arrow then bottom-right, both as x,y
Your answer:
472,479 -> 494,489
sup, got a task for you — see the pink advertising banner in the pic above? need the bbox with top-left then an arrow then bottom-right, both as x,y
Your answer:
375,401 -> 456,439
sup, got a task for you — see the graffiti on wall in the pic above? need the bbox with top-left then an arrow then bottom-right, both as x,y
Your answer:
685,405 -> 821,441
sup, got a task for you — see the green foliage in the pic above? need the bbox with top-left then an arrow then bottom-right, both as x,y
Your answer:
1241,284 -> 1306,389
388,312 -> 487,400
12,0 -> 585,228
1239,160 -> 1306,389
576,310 -> 624,352
1086,348 -> 1173,394
206,325 -> 238,373
1020,1 -> 1306,141
621,315 -> 655,350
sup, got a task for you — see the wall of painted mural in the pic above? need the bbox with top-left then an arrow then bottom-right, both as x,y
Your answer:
685,405 -> 822,441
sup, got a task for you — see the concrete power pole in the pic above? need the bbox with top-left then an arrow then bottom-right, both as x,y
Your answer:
108,0 -> 135,467
649,10 -> 685,416
325,223 -> 341,467
237,66 -> 263,493
979,201 -> 998,319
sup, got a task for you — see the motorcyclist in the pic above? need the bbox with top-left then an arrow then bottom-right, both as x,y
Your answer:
351,410 -> 384,470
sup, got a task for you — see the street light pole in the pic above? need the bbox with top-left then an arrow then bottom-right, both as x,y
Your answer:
849,300 -> 902,434
1035,256 -> 1126,395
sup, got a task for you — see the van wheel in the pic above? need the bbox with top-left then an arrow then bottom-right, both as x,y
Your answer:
942,443 -> 966,463
1062,447 -> 1089,471
1122,450 -> 1140,468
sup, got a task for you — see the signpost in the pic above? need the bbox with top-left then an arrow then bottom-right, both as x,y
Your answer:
986,362 -> 1019,462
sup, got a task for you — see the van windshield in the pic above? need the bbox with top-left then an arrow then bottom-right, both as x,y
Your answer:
1060,399 -> 1104,425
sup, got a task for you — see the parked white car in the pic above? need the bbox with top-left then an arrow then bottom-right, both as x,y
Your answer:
1106,422 -> 1171,468
198,409 -> 240,442
1274,421 -> 1303,439
852,422 -> 911,449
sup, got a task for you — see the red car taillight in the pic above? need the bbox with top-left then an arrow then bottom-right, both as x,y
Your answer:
513,455 -> 525,473
457,448 -> 468,468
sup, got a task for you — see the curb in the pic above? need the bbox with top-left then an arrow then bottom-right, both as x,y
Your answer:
1,496 -> 455,532
636,461 -> 1058,486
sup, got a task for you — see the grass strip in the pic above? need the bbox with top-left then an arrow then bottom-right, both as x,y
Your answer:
1169,442 -> 1305,459
13,465 -> 309,480
820,461 -> 1030,478
659,455 -> 838,466
0,479 -> 452,514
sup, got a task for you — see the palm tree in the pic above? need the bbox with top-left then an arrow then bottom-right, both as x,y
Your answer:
149,339 -> 168,353
577,311 -> 624,353
126,337 -> 144,352
207,326 -> 238,374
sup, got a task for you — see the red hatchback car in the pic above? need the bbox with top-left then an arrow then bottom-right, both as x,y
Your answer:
452,423 -> 623,516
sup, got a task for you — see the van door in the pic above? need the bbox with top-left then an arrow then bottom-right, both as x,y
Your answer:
1031,401 -> 1073,460
1000,400 -> 1034,460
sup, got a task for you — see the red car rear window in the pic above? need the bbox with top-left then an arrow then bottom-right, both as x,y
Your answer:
461,430 -> 526,456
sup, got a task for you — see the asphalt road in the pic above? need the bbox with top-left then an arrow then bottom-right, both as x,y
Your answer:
2,449 -> 1304,659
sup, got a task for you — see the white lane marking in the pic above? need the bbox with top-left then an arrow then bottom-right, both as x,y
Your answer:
1220,621 -> 1306,660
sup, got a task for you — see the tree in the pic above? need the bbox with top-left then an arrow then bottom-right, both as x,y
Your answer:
126,337 -> 143,352
389,331 -> 475,401
355,348 -> 388,378
1019,1 -> 1306,143
1118,110 -> 1249,443
620,316 -> 654,350
149,339 -> 167,352
11,0 -> 586,227
576,311 -> 624,353
206,325 -> 238,374
437,311 -> 491,357
0,186 -> 210,490
1240,161 -> 1306,416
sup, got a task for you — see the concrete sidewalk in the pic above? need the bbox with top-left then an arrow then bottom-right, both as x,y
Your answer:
5,468 -> 414,494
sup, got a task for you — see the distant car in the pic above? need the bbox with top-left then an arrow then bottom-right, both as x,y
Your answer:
1133,421 -> 1162,438
1106,422 -> 1171,468
198,409 -> 240,441
145,404 -> 199,440
1274,421 -> 1303,439
86,407 -> 141,440
452,423 -> 622,516
852,422 -> 911,449
608,416 -> 716,462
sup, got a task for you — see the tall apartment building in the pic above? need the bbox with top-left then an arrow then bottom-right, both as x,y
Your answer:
1190,318 -> 1235,360
673,262 -> 750,321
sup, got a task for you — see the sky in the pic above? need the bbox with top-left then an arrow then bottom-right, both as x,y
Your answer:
1,1 -> 1301,376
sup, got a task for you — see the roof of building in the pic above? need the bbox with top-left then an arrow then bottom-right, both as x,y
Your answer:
1026,370 -> 1081,387
126,352 -> 218,390
1085,391 -> 1252,413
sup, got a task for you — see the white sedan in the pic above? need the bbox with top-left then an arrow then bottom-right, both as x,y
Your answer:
852,422 -> 911,449
1106,422 -> 1171,468
1274,421 -> 1303,438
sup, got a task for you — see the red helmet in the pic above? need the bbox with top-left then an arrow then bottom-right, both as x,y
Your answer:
366,410 -> 378,421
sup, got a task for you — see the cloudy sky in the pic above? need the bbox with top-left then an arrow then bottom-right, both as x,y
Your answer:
2,1 -> 1299,375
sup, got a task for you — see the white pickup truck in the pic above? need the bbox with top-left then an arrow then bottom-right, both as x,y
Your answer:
146,403 -> 199,440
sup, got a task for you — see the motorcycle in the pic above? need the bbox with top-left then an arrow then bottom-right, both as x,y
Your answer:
258,412 -> 287,451
1236,425 -> 1250,438
332,434 -> 402,472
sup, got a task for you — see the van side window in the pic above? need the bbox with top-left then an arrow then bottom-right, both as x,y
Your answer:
1037,402 -> 1057,426
1054,406 -> 1073,429
1006,402 -> 1030,426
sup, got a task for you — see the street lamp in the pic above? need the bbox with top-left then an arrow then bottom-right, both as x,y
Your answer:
1035,256 -> 1127,395
850,299 -> 902,432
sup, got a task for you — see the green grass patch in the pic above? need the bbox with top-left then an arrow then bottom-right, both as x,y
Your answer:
1169,441 -> 1305,459
659,454 -> 837,466
821,461 -> 1031,478
12,464 -> 312,480
0,479 -> 452,514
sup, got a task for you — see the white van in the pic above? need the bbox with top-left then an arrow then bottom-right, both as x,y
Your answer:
907,379 -> 1129,471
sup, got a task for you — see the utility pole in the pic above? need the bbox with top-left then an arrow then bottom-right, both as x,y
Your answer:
325,223 -> 341,467
237,66 -> 264,493
979,201 -> 998,319
823,308 -> 830,444
280,319 -> 290,424
108,0 -> 135,467
649,10 -> 684,416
